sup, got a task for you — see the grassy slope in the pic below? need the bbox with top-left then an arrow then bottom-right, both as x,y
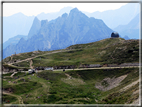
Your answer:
3,50 -> 48,63
2,38 -> 140,104
3,38 -> 139,68
32,38 -> 139,68
3,64 -> 30,71
2,68 -> 139,104
12,61 -> 30,68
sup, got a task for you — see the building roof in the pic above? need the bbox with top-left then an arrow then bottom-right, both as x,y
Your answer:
111,32 -> 119,37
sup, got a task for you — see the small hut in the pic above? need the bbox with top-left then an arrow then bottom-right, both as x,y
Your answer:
111,32 -> 119,38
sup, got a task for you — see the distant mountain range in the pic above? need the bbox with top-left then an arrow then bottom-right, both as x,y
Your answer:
3,13 -> 34,42
84,3 -> 139,29
28,17 -> 41,39
37,7 -> 73,21
114,13 -> 139,39
3,35 -> 28,49
3,3 -> 140,59
3,3 -> 139,43
3,8 -> 113,59
3,7 -> 73,43
3,7 -> 74,49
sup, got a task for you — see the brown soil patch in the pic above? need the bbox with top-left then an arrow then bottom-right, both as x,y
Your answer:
131,98 -> 140,104
30,60 -> 33,69
120,79 -> 139,92
95,74 -> 127,91
132,89 -> 139,95
10,72 -> 17,77
61,73 -> 85,86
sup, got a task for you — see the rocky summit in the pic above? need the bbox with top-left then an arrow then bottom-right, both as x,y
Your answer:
3,8 -> 113,59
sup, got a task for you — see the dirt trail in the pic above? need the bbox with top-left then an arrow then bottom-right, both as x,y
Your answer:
131,98 -> 140,104
120,79 -> 139,92
30,60 -> 33,69
8,56 -> 37,66
10,72 -> 17,77
95,74 -> 127,91
7,50 -> 67,66
63,73 -> 85,86
132,89 -> 139,95
6,49 -> 139,70
65,73 -> 72,79
3,91 -> 23,104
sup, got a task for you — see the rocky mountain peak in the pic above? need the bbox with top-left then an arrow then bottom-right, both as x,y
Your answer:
28,17 -> 41,39
69,8 -> 81,16
3,8 -> 113,59
70,8 -> 79,12
41,20 -> 48,26
18,37 -> 26,44
62,13 -> 68,18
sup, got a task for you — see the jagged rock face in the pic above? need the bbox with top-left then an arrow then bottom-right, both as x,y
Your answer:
28,17 -> 41,39
3,35 -> 28,49
3,8 -> 113,59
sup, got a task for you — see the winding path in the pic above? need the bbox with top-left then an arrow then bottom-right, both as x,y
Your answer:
30,60 -> 33,69
7,50 -> 67,66
65,73 -> 72,79
10,72 -> 17,78
3,91 -> 23,104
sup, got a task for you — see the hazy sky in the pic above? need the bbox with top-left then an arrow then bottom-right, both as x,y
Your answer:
3,3 -> 128,17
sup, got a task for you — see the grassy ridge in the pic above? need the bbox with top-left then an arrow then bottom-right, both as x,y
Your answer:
102,39 -> 139,64
3,38 -> 139,68
31,38 -> 139,68
3,50 -> 47,63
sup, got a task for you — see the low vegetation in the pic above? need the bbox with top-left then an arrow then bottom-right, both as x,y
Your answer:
3,38 -> 139,68
3,50 -> 48,63
31,38 -> 139,67
2,38 -> 140,104
2,94 -> 17,104
12,61 -> 30,68
3,64 -> 30,71
2,68 -> 139,104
